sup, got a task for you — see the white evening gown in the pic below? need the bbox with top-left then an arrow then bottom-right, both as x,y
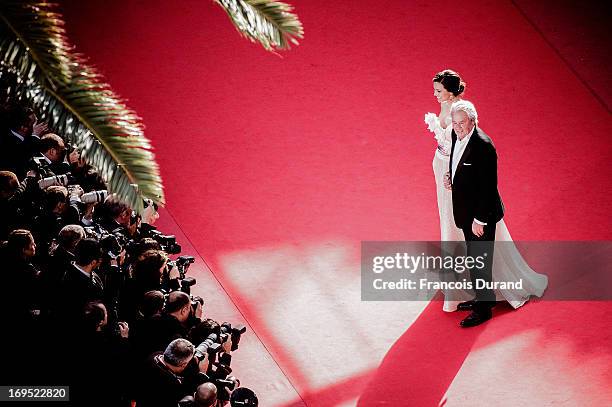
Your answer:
424,112 -> 548,311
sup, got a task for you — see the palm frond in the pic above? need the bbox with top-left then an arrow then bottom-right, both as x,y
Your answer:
0,2 -> 164,213
214,0 -> 304,51
0,1 -> 73,88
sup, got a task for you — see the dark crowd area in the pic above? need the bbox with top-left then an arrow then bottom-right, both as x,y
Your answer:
0,101 -> 258,407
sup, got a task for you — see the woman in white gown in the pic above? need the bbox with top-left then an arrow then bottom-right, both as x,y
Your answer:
424,69 -> 547,312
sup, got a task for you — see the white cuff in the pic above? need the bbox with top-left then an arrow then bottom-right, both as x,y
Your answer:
474,219 -> 487,226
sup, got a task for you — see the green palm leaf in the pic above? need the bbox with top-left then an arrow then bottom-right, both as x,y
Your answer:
0,1 -> 73,88
214,0 -> 304,51
0,2 -> 163,213
0,0 -> 303,212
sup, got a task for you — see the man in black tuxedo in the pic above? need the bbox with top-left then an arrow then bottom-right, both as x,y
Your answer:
0,105 -> 44,178
131,291 -> 196,360
59,238 -> 105,321
445,100 -> 504,327
39,225 -> 85,314
31,133 -> 72,177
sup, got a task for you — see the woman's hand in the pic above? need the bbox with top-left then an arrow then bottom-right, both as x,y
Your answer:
443,172 -> 452,190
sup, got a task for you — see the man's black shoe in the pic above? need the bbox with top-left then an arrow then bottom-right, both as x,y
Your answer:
460,310 -> 492,328
457,299 -> 477,311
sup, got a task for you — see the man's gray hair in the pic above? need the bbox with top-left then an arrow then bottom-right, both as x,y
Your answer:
163,338 -> 194,367
57,224 -> 85,251
451,100 -> 478,125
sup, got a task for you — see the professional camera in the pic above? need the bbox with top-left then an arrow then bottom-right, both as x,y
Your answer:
177,377 -> 241,407
99,233 -> 128,299
166,255 -> 196,294
81,190 -> 108,204
37,173 -> 74,189
194,333 -> 223,366
106,297 -> 125,339
148,229 -> 181,254
216,376 -> 240,403
220,323 -> 247,352
82,225 -> 105,240
190,295 -> 204,315
100,233 -> 125,262
175,255 -> 195,277
31,156 -> 54,177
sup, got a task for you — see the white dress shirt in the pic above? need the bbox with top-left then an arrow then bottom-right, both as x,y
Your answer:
40,154 -> 52,164
451,126 -> 487,226
10,129 -> 41,141
73,262 -> 104,289
10,129 -> 25,142
451,126 -> 475,182
73,262 -> 91,278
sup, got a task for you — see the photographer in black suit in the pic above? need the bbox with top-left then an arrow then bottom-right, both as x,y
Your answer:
131,291 -> 203,360
0,104 -> 41,179
0,229 -> 40,323
47,224 -> 85,277
39,225 -> 86,314
32,185 -> 81,259
59,238 -> 105,320
97,197 -> 132,235
68,301 -> 131,406
0,171 -> 39,239
32,133 -> 72,177
445,100 -> 504,328
138,338 -> 209,407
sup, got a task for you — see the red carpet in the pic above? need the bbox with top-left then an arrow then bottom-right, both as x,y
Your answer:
60,0 -> 612,405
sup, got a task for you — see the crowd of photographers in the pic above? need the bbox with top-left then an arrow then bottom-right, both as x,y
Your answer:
0,103 -> 257,407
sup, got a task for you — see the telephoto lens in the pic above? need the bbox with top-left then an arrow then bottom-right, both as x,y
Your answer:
38,174 -> 72,189
81,190 -> 108,204
194,334 -> 222,361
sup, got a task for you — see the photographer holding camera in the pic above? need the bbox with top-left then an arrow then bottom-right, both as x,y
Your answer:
44,224 -> 85,278
179,383 -> 257,407
67,300 -> 131,406
230,387 -> 259,407
138,338 -> 211,407
32,185 -> 81,260
178,382 -> 219,407
0,170 -> 42,239
0,104 -> 41,179
30,133 -> 72,177
58,238 -> 105,321
38,225 -> 86,314
131,291 -> 202,361
97,196 -> 133,237
0,229 -> 40,322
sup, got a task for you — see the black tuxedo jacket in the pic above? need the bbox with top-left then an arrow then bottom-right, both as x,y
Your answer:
130,313 -> 188,360
59,263 -> 104,318
0,131 -> 39,178
137,353 -> 202,407
450,127 -> 504,229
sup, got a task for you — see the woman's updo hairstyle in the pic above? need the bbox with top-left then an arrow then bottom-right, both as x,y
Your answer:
433,69 -> 466,96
